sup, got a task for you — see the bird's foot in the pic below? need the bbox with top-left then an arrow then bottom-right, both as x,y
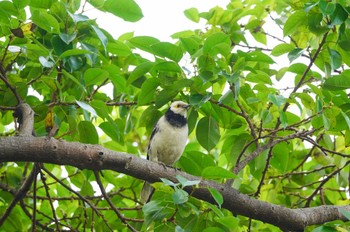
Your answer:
158,161 -> 170,170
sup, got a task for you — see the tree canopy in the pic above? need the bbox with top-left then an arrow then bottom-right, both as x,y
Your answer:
1,0 -> 350,231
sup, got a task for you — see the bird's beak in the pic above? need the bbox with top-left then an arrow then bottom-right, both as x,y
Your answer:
183,104 -> 190,109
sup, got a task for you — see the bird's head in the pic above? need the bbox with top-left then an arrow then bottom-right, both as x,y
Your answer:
169,101 -> 189,117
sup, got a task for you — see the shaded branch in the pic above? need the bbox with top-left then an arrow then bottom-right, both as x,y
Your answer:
41,166 -> 114,231
0,166 -> 39,227
0,61 -> 22,104
93,171 -> 138,231
0,136 -> 348,231
39,166 -> 61,232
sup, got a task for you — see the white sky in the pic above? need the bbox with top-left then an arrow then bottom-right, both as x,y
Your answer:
85,0 -> 229,41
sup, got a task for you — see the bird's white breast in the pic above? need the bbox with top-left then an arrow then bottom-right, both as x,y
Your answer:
148,116 -> 188,165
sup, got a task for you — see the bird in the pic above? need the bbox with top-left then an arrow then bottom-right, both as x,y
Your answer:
140,100 -> 189,203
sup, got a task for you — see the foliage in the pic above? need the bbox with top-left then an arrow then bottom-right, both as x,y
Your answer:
1,0 -> 350,231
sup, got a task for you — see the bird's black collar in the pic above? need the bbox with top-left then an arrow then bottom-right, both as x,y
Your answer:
165,108 -> 187,128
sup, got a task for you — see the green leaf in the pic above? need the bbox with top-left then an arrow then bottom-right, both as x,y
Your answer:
339,208 -> 350,220
189,93 -> 212,108
107,41 -> 131,56
155,89 -> 178,108
288,48 -> 304,63
180,37 -> 200,55
246,50 -> 275,64
91,25 -> 108,52
59,49 -> 92,58
160,178 -> 178,187
288,63 -> 308,74
312,225 -> 338,232
319,0 -> 336,15
0,1 -> 18,19
271,142 -> 289,171
78,121 -> 99,144
69,12 -> 89,23
201,166 -> 236,179
139,106 -> 162,130
29,0 -> 53,9
90,100 -> 112,120
246,71 -> 272,85
150,42 -> 183,62
208,188 -> 223,208
76,100 -> 97,117
31,10 -> 59,33
324,72 -> 350,90
99,122 -> 120,142
84,68 -> 109,86
87,0 -> 104,8
279,111 -> 288,128
128,62 -> 154,85
138,78 -> 160,105
196,116 -> 220,151
308,13 -> 328,35
103,0 -> 143,22
129,36 -> 160,53
153,61 -> 182,73
142,201 -> 171,226
283,10 -> 307,36
340,111 -> 350,129
328,48 -> 342,70
271,43 -> 295,56
304,2 -> 319,13
203,32 -> 231,56
39,56 -> 54,68
62,69 -> 86,92
184,8 -> 199,23
51,35 -> 73,56
59,33 -> 77,45
296,93 -> 315,110
330,4 -> 348,26
172,188 -> 189,204
268,94 -> 286,107
215,216 -> 239,229
13,0 -> 29,8
175,175 -> 200,187
178,151 -> 215,176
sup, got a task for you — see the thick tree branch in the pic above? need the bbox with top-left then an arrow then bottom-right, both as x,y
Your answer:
0,136 -> 348,231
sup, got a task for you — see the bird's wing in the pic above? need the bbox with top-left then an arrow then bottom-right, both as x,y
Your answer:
147,123 -> 159,160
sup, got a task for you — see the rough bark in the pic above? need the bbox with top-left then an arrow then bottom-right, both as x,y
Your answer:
0,136 -> 348,231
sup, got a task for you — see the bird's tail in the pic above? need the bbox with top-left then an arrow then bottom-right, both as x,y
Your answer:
141,181 -> 154,203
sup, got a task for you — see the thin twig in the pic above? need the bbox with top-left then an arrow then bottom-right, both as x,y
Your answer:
0,105 -> 16,111
39,166 -> 61,232
0,66 -> 22,104
0,167 -> 38,226
41,167 -> 114,231
230,84 -> 258,141
304,160 -> 350,207
20,200 -> 54,231
32,164 -> 38,232
270,164 -> 336,179
254,148 -> 273,197
252,31 -> 330,198
88,78 -> 109,100
93,171 -> 138,232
